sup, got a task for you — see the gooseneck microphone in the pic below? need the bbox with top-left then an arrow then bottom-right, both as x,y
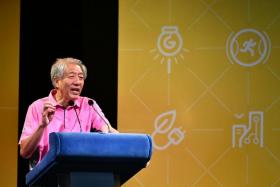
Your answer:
68,100 -> 82,132
88,99 -> 111,133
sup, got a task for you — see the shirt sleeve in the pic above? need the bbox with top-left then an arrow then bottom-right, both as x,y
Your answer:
91,101 -> 110,130
18,102 -> 41,144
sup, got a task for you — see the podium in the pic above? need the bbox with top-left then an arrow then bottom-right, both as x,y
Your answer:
26,132 -> 153,187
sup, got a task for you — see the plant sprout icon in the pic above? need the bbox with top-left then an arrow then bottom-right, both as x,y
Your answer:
151,110 -> 185,150
150,26 -> 188,74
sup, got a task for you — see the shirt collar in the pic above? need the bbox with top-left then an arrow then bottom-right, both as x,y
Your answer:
48,89 -> 81,108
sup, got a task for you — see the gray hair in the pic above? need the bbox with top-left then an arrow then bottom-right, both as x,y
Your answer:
50,57 -> 87,88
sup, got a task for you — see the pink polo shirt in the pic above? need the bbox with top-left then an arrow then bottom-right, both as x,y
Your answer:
19,90 -> 109,163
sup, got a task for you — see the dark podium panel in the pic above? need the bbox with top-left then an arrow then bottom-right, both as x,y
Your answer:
26,132 -> 153,187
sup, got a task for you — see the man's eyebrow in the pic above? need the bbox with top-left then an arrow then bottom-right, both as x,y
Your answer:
66,72 -> 75,75
66,72 -> 84,76
67,71 -> 82,74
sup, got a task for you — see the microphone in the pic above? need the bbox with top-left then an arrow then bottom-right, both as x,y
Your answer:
88,99 -> 111,133
68,100 -> 82,132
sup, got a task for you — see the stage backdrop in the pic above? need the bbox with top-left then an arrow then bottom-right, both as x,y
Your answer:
0,0 -> 19,187
119,0 -> 280,186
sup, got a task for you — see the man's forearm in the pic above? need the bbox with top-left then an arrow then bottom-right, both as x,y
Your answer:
20,125 -> 45,159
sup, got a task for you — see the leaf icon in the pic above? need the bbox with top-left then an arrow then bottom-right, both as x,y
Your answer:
154,110 -> 176,134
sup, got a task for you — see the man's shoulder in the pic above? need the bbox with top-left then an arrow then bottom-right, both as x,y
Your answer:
29,96 -> 49,107
77,96 -> 97,108
78,96 -> 95,103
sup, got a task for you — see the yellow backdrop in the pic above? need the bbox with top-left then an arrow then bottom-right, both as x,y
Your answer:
119,0 -> 280,186
0,0 -> 19,187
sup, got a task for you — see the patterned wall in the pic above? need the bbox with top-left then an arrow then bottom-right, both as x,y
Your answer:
0,0 -> 19,187
119,0 -> 280,186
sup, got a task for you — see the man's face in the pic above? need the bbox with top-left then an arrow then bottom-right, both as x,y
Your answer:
56,63 -> 85,102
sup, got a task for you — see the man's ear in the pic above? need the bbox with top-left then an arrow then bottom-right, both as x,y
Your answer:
54,78 -> 60,88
